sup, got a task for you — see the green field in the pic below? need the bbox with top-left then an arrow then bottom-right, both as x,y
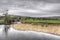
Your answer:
21,19 -> 60,25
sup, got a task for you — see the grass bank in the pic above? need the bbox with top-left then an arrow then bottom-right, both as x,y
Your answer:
12,23 -> 60,35
0,20 -> 4,24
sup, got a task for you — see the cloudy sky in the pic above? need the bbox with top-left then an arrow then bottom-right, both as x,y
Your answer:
0,0 -> 60,17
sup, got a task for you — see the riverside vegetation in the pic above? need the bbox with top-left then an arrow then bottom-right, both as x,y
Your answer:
0,15 -> 60,35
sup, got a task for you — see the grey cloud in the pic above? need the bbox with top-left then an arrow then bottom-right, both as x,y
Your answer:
12,0 -> 60,3
0,0 -> 60,17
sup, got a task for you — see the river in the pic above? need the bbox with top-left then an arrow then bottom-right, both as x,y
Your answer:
0,25 -> 60,40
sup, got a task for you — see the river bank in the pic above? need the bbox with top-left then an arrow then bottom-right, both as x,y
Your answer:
12,23 -> 60,35
0,25 -> 60,40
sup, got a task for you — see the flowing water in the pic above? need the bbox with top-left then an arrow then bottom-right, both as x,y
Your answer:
0,25 -> 60,40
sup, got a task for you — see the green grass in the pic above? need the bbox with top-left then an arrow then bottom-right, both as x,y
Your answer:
20,19 -> 60,24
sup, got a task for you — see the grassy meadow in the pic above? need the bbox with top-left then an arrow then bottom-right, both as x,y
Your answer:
20,19 -> 60,25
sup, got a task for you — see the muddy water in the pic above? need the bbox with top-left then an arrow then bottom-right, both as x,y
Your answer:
0,25 -> 60,40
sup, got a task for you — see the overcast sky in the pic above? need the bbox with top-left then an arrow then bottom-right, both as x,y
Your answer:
0,0 -> 60,17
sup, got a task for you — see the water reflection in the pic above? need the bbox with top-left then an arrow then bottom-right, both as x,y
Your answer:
0,25 -> 60,40
3,25 -> 10,33
3,25 -> 10,36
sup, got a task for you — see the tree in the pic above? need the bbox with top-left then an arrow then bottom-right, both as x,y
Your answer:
4,10 -> 12,25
